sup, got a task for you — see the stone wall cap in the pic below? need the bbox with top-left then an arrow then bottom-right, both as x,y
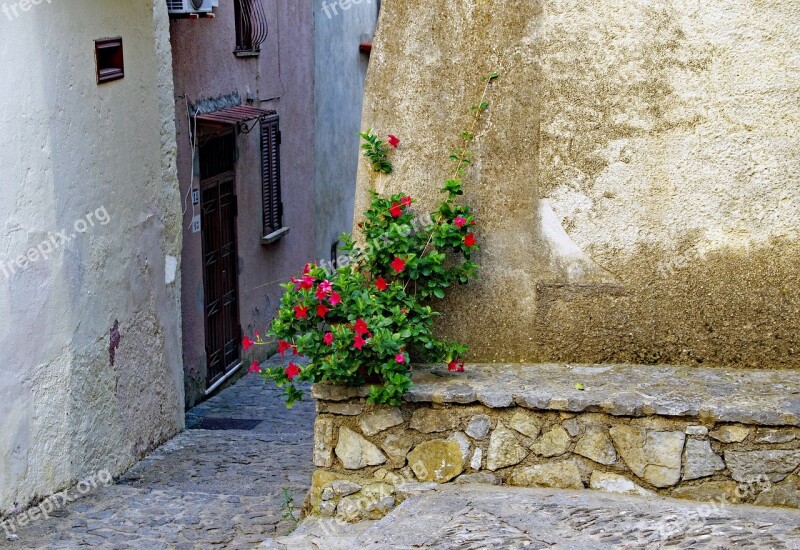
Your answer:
313,364 -> 800,426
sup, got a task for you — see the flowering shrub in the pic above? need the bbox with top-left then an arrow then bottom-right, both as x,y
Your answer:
245,75 -> 497,407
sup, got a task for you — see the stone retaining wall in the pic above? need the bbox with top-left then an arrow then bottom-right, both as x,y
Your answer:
307,365 -> 800,521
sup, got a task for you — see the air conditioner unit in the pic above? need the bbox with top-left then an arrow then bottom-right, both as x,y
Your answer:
166,0 -> 218,15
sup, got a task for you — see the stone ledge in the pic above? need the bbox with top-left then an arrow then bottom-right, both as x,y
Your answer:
313,364 -> 800,426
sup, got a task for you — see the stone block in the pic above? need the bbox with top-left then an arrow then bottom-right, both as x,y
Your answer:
508,460 -> 584,489
531,426 -> 571,457
335,427 -> 387,470
753,429 -> 796,444
317,402 -> 364,416
381,433 -> 413,468
724,450 -> 800,483
465,415 -> 492,440
330,480 -> 362,497
754,475 -> 800,508
313,417 -> 336,468
682,439 -> 725,481
670,481 -> 744,504
575,429 -> 617,465
509,411 -> 542,439
590,472 -> 653,497
410,408 -> 458,433
359,408 -> 404,436
486,423 -> 529,471
407,440 -> 464,483
709,425 -> 750,443
609,426 -> 685,487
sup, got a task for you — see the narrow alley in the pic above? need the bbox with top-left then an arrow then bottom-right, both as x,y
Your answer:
2,356 -> 314,549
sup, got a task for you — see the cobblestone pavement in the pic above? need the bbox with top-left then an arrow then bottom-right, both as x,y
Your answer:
266,485 -> 800,549
2,355 -> 316,549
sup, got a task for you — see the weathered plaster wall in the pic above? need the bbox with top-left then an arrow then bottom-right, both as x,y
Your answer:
0,1 -> 184,516
171,0 -> 318,406
313,0 -> 376,260
356,0 -> 800,367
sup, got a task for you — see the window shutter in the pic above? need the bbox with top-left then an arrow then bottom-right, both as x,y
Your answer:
260,112 -> 282,237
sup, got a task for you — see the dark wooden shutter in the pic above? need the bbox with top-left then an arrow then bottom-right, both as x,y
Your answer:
260,112 -> 282,237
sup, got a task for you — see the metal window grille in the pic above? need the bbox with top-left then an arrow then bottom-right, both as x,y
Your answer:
234,0 -> 269,53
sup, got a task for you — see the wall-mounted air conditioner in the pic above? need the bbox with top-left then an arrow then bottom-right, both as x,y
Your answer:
166,0 -> 218,15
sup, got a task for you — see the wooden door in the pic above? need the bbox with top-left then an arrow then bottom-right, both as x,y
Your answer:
200,133 -> 241,387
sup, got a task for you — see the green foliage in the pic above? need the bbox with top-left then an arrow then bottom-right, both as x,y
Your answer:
252,74 -> 499,408
358,129 -> 394,174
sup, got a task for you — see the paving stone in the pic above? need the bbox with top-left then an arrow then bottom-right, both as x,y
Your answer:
264,485 -> 800,549
5,355 -> 315,548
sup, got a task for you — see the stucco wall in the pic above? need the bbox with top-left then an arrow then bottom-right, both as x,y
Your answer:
356,0 -> 800,367
171,0 -> 318,406
0,0 -> 184,516
313,0 -> 376,260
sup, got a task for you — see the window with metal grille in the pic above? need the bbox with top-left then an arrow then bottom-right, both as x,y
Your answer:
234,0 -> 269,54
261,113 -> 286,243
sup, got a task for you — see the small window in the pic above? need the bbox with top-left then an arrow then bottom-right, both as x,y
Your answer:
260,113 -> 288,244
234,0 -> 269,56
95,37 -> 124,84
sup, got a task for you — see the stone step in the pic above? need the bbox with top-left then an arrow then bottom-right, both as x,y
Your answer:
308,363 -> 800,521
263,484 -> 800,549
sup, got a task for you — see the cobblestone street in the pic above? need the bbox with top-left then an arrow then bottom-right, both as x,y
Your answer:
1,356 -> 315,549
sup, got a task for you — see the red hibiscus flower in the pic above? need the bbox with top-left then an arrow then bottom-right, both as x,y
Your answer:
354,318 -> 369,336
242,335 -> 255,351
285,362 -> 301,380
329,291 -> 342,307
395,353 -> 406,364
375,276 -> 388,291
248,359 -> 262,374
278,339 -> 293,356
293,275 -> 315,291
353,335 -> 366,350
389,202 -> 403,218
294,305 -> 309,319
448,360 -> 465,373
323,332 -> 334,346
454,216 -> 467,229
387,134 -> 400,148
390,257 -> 406,273
316,304 -> 330,318
464,232 -> 477,248
303,263 -> 314,275
401,196 -> 413,208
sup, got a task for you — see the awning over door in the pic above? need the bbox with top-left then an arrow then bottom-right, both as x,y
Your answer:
194,105 -> 273,125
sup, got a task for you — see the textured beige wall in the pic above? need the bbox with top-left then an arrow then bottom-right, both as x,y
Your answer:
0,1 -> 183,515
356,0 -> 800,367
